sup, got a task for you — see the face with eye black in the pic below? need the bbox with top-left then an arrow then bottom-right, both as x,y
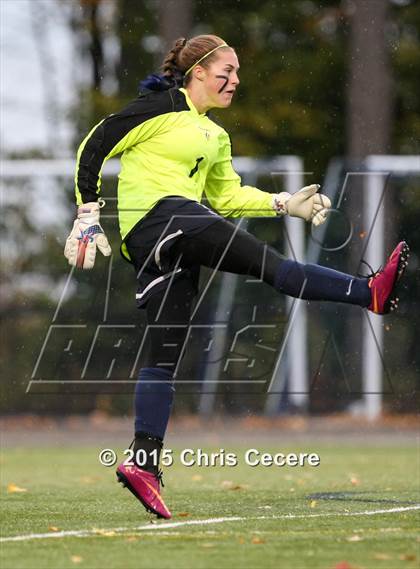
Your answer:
189,49 -> 240,111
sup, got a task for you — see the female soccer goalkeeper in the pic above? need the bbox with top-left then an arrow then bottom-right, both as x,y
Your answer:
65,35 -> 409,520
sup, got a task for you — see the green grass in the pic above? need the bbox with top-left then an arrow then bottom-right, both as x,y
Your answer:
1,444 -> 419,569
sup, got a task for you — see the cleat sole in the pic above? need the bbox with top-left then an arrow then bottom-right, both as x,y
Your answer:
384,241 -> 409,314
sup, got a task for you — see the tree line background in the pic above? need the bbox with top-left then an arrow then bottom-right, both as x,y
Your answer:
1,0 -> 419,417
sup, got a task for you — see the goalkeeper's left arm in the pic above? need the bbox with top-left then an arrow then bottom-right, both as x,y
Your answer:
272,184 -> 331,226
204,131 -> 331,224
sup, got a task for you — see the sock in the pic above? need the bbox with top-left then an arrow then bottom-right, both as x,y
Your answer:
133,431 -> 163,474
134,367 -> 174,439
275,260 -> 371,307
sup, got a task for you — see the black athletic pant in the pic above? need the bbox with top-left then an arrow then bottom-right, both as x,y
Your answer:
144,218 -> 285,370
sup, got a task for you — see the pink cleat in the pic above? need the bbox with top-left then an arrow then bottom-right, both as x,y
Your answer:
116,463 -> 171,519
367,241 -> 410,314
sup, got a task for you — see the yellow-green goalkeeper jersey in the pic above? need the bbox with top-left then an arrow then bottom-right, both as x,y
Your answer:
74,87 -> 275,242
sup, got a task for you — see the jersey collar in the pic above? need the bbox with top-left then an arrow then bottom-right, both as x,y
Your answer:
179,87 -> 205,116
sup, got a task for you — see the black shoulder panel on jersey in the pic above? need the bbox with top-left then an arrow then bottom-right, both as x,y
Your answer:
206,110 -> 224,127
77,88 -> 189,203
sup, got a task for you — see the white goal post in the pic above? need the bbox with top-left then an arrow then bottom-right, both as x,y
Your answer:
362,155 -> 420,419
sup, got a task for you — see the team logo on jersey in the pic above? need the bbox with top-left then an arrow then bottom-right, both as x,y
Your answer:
197,126 -> 211,140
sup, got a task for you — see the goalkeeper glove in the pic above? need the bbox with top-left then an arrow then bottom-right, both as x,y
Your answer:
64,201 -> 112,269
272,184 -> 331,226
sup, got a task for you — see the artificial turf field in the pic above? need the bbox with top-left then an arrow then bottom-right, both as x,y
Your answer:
1,443 -> 419,569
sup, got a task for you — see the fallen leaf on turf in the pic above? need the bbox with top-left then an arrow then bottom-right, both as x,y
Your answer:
177,512 -> 190,517
373,553 -> 391,560
191,474 -> 202,481
251,536 -> 266,544
347,535 -> 363,542
93,528 -> 116,537
399,554 -> 416,561
71,556 -> 82,564
7,483 -> 27,493
48,526 -> 60,532
79,476 -> 101,485
220,480 -> 249,490
310,500 -> 317,508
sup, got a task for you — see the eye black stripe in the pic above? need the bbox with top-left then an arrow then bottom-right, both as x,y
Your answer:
215,75 -> 229,93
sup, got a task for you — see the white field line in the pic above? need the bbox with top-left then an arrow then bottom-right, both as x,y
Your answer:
1,505 -> 419,543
